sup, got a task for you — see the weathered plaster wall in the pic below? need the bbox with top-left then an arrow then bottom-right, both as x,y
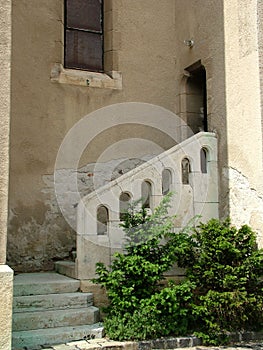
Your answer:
224,0 -> 262,191
0,0 -> 13,348
258,0 -> 263,154
224,167 -> 263,247
258,0 -> 263,246
8,0 -> 179,271
0,0 -> 12,264
223,0 -> 263,246
0,265 -> 13,350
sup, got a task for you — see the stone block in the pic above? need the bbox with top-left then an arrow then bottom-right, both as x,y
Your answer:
190,336 -> 202,346
104,50 -> 119,71
88,338 -> 107,344
151,339 -> 165,349
138,341 -> 152,350
13,292 -> 93,313
13,272 -> 80,296
177,337 -> 190,347
13,306 -> 100,331
241,331 -> 255,341
66,340 -> 98,349
12,324 -> 104,349
80,281 -> 109,309
0,265 -> 13,350
104,0 -> 112,12
53,345 -> 78,350
76,236 -> 111,280
191,163 -> 218,203
193,202 -> 219,221
228,332 -> 242,343
165,338 -> 178,349
122,342 -> 138,350
55,261 -> 77,279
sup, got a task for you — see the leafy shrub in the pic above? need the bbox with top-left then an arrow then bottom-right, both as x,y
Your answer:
93,195 -> 263,344
186,219 -> 263,344
103,280 -> 195,341
93,194 -> 194,340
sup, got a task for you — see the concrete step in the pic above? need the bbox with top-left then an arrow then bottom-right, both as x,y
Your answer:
55,260 -> 76,279
12,272 -> 103,349
14,272 -> 80,296
13,306 -> 100,331
13,292 -> 93,313
12,323 -> 104,350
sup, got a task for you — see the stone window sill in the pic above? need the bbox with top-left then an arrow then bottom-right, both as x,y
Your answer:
50,63 -> 122,90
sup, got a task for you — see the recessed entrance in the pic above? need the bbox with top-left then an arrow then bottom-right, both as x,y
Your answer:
184,61 -> 208,134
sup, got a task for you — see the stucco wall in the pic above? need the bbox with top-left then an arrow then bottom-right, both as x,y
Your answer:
258,0 -> 263,152
0,265 -> 13,350
173,0 -> 227,215
0,0 -> 13,348
8,0 -> 263,271
223,0 -> 262,191
8,0 -> 179,271
0,0 -> 12,264
223,0 -> 263,246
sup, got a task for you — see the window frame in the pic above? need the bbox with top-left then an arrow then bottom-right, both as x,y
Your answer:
51,0 -> 122,89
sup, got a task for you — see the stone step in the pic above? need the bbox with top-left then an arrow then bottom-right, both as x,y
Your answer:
14,272 -> 80,296
12,323 -> 104,350
13,292 -> 93,313
55,260 -> 77,279
12,272 -> 103,349
13,306 -> 100,331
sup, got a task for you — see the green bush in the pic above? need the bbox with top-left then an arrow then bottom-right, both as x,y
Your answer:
93,195 -> 263,344
186,219 -> 263,344
93,193 -> 194,340
102,280 -> 195,341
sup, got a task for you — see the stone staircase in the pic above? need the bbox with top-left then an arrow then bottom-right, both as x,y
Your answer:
75,132 -> 219,280
55,132 -> 219,281
12,272 -> 104,350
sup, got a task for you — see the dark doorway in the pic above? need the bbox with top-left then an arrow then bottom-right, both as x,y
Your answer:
185,61 -> 208,133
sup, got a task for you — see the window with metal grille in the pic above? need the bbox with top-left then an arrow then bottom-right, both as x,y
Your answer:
64,0 -> 104,72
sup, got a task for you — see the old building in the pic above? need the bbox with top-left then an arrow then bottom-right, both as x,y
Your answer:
0,0 -> 263,348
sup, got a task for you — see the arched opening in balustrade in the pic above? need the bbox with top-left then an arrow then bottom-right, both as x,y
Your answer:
119,192 -> 132,221
201,147 -> 208,173
97,205 -> 109,235
182,158 -> 191,184
141,180 -> 152,209
162,169 -> 172,195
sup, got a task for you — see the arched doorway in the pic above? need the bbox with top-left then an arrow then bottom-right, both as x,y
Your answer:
184,61 -> 208,134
